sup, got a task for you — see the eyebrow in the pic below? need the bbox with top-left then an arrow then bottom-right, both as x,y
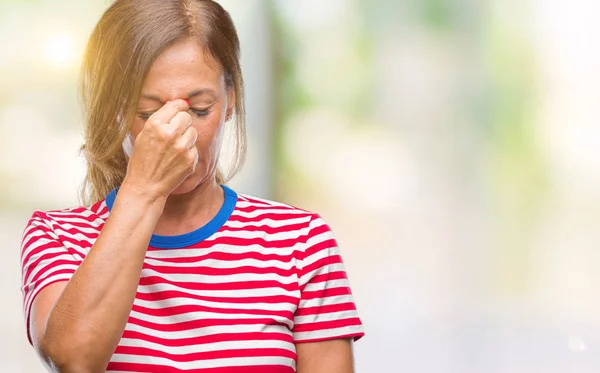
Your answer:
141,88 -> 217,103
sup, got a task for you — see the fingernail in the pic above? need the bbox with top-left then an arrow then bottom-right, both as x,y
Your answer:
183,99 -> 190,106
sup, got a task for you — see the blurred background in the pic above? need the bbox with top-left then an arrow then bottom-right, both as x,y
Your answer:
2,0 -> 600,372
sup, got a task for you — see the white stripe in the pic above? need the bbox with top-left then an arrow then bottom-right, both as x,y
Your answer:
118,337 -> 295,355
132,297 -> 294,314
23,248 -> 74,285
22,220 -> 48,240
299,263 -> 346,286
124,322 -> 292,340
303,278 -> 349,293
137,282 -> 299,300
294,309 -> 359,325
129,308 -> 288,325
145,245 -> 297,259
139,268 -> 296,285
134,288 -> 297,312
298,293 -> 356,309
210,228 -> 305,241
293,325 -> 364,342
21,233 -> 54,261
305,229 -> 337,248
237,194 -> 297,209
225,215 -> 310,229
52,222 -> 102,235
46,212 -> 105,226
48,207 -> 101,218
231,207 -> 310,219
144,257 -> 296,270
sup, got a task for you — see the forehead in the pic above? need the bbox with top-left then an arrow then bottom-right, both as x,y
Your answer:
142,38 -> 223,95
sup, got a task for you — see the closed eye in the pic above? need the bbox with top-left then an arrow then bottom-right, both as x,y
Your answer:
190,108 -> 210,118
137,107 -> 211,121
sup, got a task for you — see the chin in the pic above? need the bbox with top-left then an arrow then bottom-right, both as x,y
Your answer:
169,172 -> 212,196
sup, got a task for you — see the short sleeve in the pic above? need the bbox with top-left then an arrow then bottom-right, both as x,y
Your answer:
292,214 -> 364,343
20,211 -> 78,344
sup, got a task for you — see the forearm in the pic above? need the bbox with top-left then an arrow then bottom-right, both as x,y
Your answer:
40,186 -> 165,372
296,339 -> 355,373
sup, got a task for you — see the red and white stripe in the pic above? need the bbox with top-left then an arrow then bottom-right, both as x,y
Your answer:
20,193 -> 364,372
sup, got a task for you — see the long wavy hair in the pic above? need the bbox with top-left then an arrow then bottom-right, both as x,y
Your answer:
79,0 -> 246,205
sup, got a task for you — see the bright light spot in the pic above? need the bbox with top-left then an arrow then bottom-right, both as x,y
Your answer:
45,34 -> 75,68
568,336 -> 587,352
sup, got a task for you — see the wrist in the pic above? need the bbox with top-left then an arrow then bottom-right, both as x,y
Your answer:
118,179 -> 167,211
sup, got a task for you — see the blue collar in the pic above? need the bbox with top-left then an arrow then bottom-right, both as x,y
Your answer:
105,185 -> 237,249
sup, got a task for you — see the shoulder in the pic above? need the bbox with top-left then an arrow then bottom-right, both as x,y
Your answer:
23,199 -> 110,237
231,192 -> 334,238
234,192 -> 317,222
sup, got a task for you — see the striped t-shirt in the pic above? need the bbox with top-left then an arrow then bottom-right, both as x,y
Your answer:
20,185 -> 364,372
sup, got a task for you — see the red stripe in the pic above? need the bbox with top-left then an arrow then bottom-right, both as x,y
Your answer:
235,203 -> 300,213
50,235 -> 93,250
135,290 -> 299,306
228,213 -> 310,224
127,314 -> 291,332
294,302 -> 357,317
238,195 -> 299,209
130,303 -> 293,319
21,240 -> 64,270
300,271 -> 347,291
138,276 -> 298,292
198,236 -> 306,250
145,250 -> 297,264
115,346 -> 296,362
301,254 -> 343,276
294,332 -> 364,343
142,262 -> 296,278
219,222 -> 307,235
29,259 -> 78,284
302,239 -> 337,259
107,362 -> 294,373
52,225 -> 101,240
292,317 -> 362,333
51,219 -> 104,230
22,219 -> 54,241
300,286 -> 352,301
23,249 -> 67,282
45,210 -> 105,224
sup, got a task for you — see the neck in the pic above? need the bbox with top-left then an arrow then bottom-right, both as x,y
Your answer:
154,179 -> 224,236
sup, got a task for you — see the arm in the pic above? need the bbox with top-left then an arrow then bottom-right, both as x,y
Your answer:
296,339 -> 355,373
25,99 -> 197,373
292,215 -> 364,373
31,189 -> 165,373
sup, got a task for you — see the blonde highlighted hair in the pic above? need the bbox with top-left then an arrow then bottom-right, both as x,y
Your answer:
79,0 -> 246,205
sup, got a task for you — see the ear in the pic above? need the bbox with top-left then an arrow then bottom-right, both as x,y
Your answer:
226,88 -> 235,121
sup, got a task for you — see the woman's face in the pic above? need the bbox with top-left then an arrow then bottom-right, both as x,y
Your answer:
131,38 -> 234,195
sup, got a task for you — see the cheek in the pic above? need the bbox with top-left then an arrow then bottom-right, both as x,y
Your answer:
130,119 -> 145,138
193,113 -> 224,155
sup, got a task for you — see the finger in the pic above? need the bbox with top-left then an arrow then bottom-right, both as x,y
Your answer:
146,99 -> 189,128
168,111 -> 193,135
190,147 -> 199,171
178,126 -> 198,150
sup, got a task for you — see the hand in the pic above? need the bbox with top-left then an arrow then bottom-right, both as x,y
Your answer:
122,99 -> 198,200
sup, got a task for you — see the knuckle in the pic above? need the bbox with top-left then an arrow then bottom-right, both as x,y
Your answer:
157,128 -> 175,142
148,118 -> 163,127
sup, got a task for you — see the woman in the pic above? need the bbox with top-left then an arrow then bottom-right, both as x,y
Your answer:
20,1 -> 364,372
